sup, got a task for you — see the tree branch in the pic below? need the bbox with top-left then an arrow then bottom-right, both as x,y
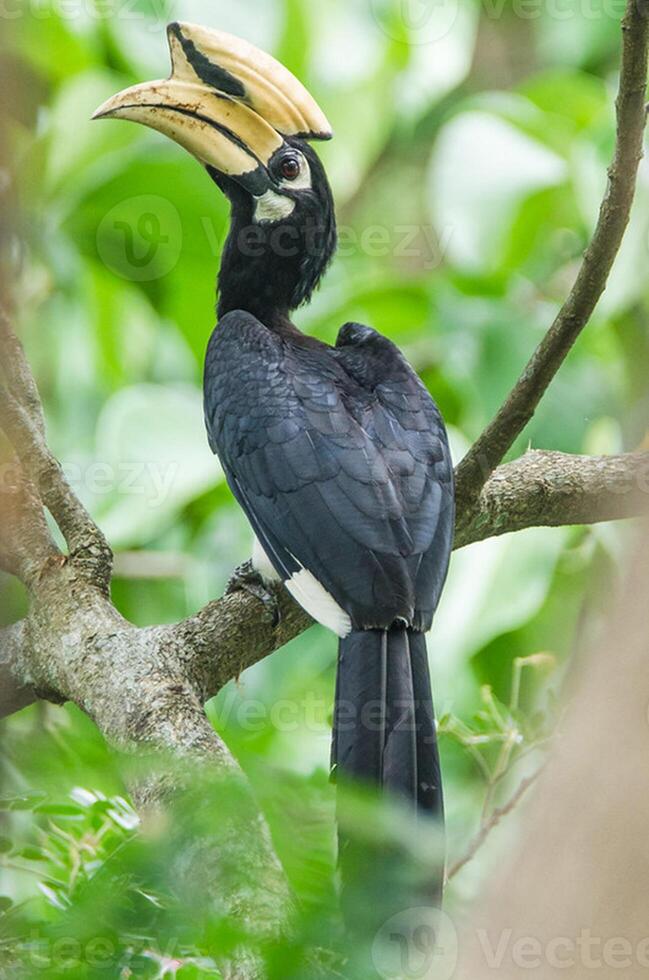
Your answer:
0,313 -> 290,972
455,449 -> 649,548
447,769 -> 543,881
176,450 -> 649,702
0,622 -> 35,719
0,451 -> 60,585
4,450 -> 645,723
455,0 -> 649,510
0,314 -> 112,590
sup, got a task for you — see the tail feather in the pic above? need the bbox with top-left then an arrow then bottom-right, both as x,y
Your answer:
332,625 -> 445,910
382,627 -> 417,801
409,631 -> 444,821
332,626 -> 442,817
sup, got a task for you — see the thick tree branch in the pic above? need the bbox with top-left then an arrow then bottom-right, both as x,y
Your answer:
1,567 -> 291,973
455,0 -> 649,511
176,450 -> 649,702
0,310 -> 46,438
5,450 -> 645,723
455,449 -> 649,548
0,315 -> 290,974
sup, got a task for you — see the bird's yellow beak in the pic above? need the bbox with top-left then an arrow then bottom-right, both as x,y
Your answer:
93,22 -> 332,194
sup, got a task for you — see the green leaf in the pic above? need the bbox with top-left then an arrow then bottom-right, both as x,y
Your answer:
15,847 -> 47,862
428,108 -> 567,271
394,3 -> 479,118
33,803 -> 84,817
45,69 -> 142,195
519,70 -> 607,134
0,794 -> 47,811
91,384 -> 223,548
431,527 -> 567,702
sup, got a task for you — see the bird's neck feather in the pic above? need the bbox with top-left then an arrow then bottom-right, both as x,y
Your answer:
216,202 -> 336,329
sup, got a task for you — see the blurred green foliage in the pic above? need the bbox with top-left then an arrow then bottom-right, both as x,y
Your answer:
1,0 -> 647,975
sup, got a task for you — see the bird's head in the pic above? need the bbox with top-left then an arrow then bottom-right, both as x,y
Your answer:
93,22 -> 337,323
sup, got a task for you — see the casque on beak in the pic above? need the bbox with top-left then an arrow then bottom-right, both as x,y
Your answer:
92,21 -> 332,195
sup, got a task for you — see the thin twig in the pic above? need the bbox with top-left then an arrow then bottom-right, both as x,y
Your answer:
447,769 -> 544,882
454,0 -> 649,511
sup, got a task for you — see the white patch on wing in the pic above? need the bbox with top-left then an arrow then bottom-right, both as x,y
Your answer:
286,567 -> 352,638
254,189 -> 296,223
251,536 -> 281,582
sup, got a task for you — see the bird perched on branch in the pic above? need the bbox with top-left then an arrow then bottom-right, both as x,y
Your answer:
95,22 -> 454,901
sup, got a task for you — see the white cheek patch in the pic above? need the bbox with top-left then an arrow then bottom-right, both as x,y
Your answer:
254,189 -> 296,224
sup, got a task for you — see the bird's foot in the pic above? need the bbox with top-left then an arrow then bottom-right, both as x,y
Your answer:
226,559 -> 281,628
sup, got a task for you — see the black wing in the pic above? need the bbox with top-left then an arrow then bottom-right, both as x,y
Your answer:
204,313 -> 454,631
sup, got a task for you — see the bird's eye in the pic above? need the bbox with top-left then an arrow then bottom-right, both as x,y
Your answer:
280,156 -> 301,181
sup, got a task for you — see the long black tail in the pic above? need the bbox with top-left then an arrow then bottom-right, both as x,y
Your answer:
332,626 -> 445,905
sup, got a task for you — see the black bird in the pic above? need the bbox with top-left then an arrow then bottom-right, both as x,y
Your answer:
95,22 -> 454,897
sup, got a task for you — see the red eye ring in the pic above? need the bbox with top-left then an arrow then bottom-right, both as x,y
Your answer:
280,157 -> 301,181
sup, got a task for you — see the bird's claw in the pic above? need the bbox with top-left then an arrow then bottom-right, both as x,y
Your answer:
226,559 -> 281,628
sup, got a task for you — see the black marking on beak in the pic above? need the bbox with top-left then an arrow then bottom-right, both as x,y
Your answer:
164,104 -> 272,195
168,22 -> 247,100
213,164 -> 269,197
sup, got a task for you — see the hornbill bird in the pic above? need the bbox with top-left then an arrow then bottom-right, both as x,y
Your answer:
95,22 -> 454,900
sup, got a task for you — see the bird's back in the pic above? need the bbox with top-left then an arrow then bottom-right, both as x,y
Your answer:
204,312 -> 454,633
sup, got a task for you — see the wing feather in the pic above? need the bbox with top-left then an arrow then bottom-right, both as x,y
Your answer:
204,312 -> 454,630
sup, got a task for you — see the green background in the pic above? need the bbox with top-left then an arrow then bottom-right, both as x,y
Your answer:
1,0 -> 646,975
